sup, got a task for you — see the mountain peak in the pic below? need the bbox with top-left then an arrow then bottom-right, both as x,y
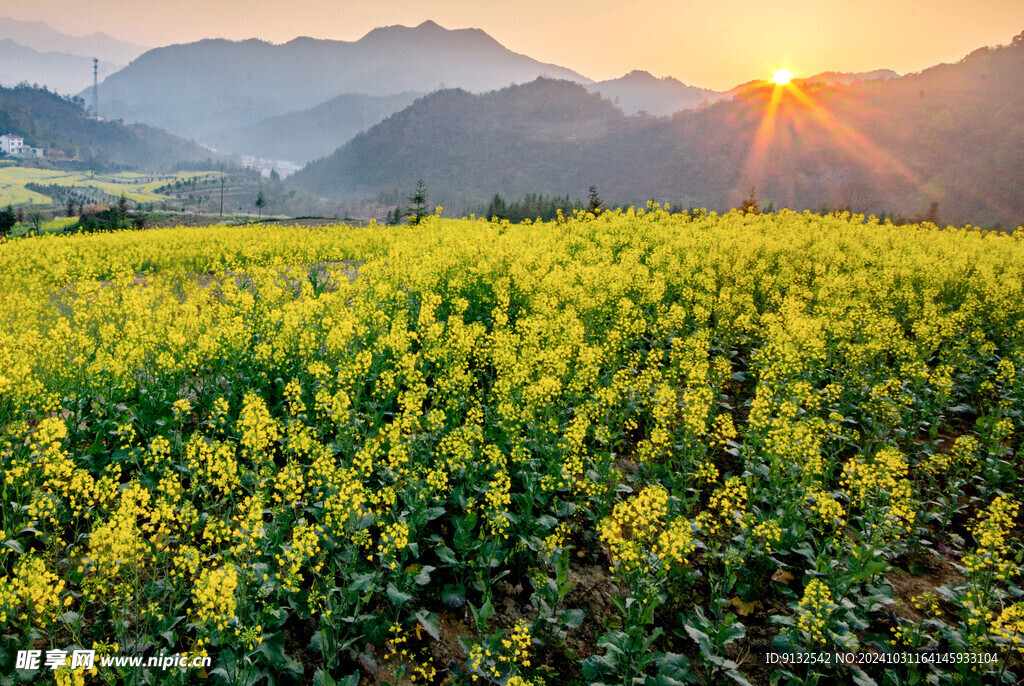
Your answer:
0,16 -> 148,63
91,19 -> 589,139
363,20 -> 451,40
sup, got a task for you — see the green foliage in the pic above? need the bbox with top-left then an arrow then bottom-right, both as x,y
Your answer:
587,185 -> 603,214
486,193 -> 507,221
0,204 -> 15,237
406,179 -> 427,225
480,192 -> 579,223
71,196 -> 147,234
386,206 -> 403,225
740,187 -> 759,214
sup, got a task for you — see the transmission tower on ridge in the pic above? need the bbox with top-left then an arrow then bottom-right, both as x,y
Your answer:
92,58 -> 99,119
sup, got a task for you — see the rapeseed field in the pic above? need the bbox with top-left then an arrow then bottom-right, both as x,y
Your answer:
1,207 -> 1022,684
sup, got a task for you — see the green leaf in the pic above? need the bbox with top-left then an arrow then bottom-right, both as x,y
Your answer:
435,545 -> 457,564
560,609 -> 585,629
553,499 -> 576,517
413,565 -> 435,586
442,585 -> 466,608
210,667 -> 231,681
684,623 -> 711,653
647,674 -> 690,686
718,621 -> 746,646
312,668 -> 337,686
536,515 -> 558,529
771,633 -> 799,652
386,584 -> 412,606
850,668 -> 878,686
282,657 -> 304,679
348,572 -> 375,593
257,633 -> 288,667
655,652 -> 692,678
723,666 -> 754,686
470,599 -> 494,629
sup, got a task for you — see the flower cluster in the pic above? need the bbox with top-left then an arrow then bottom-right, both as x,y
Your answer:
598,486 -> 669,572
796,579 -> 835,645
191,565 -> 238,631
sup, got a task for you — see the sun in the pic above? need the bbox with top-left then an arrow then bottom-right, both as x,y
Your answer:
770,68 -> 794,85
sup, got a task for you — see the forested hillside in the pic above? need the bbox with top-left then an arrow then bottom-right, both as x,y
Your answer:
0,84 -> 209,169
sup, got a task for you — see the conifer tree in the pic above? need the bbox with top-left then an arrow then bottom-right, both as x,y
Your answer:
406,180 -> 428,225
587,185 -> 603,214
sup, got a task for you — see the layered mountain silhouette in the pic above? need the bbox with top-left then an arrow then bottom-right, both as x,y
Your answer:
0,18 -> 147,96
205,91 -> 422,164
88,20 -> 587,140
290,31 -> 1024,227
0,18 -> 148,65
1,16 -> 1020,227
289,79 -> 627,202
586,70 -> 723,116
801,69 -> 899,86
724,69 -> 899,98
0,40 -> 119,95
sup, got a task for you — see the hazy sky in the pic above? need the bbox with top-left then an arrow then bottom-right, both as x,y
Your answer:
5,0 -> 1024,89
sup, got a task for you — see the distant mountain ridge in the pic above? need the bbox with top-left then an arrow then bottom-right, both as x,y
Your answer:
0,18 -> 148,64
90,20 -> 588,140
806,69 -> 900,85
0,40 -> 119,95
587,69 -> 897,118
725,69 -> 900,97
587,70 -> 724,116
289,79 -> 629,202
206,91 -> 422,165
289,31 -> 1024,227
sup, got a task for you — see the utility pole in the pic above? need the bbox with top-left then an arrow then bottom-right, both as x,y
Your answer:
219,175 -> 225,217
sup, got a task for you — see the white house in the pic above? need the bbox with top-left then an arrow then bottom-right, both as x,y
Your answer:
0,134 -> 24,155
0,134 -> 44,157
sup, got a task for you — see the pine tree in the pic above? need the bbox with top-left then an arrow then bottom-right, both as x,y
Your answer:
487,193 -> 507,221
406,180 -> 427,226
587,185 -> 603,214
740,187 -> 759,214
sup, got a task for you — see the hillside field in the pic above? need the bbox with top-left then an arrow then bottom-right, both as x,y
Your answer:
0,210 -> 1023,685
0,165 -> 223,207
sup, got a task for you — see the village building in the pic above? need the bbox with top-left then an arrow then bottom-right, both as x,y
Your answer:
0,133 -> 45,157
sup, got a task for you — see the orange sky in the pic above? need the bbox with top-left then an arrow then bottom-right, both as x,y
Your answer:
5,0 -> 1024,90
